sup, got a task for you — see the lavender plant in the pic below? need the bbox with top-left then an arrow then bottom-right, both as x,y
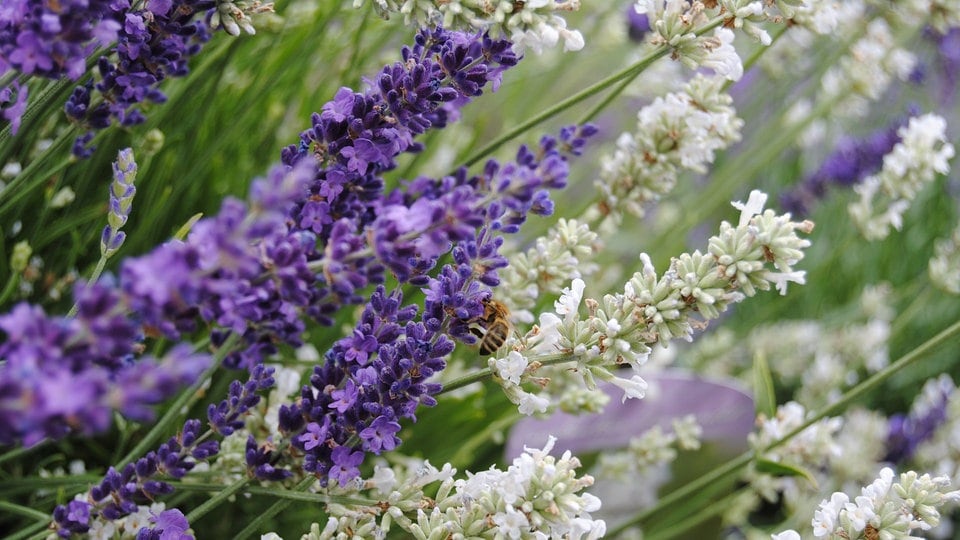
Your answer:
2,0 -> 960,539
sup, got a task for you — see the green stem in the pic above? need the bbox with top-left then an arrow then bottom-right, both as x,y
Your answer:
439,351 -> 574,394
0,127 -> 79,217
460,18 -> 725,168
0,442 -> 46,467
772,318 -> 960,451
185,476 -> 251,523
66,256 -> 109,318
4,521 -> 51,540
232,475 -> 317,539
0,273 -> 21,309
0,501 -> 50,522
169,481 -> 376,506
642,488 -> 737,540
609,318 -> 960,536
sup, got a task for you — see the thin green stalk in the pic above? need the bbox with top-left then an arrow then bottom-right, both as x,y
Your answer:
772,318 -> 960,450
232,475 -> 317,539
169,481 -> 376,506
461,16 -> 728,168
0,442 -> 46,467
0,501 -> 50,522
609,318 -> 960,536
642,489 -> 736,540
0,127 -> 79,217
185,476 -> 251,523
3,520 -> 50,540
461,46 -> 668,167
0,273 -> 21,307
439,351 -> 575,394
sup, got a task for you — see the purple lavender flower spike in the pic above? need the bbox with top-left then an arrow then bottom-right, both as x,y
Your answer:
53,418 -> 218,535
283,123 -> 597,486
780,113 -> 910,216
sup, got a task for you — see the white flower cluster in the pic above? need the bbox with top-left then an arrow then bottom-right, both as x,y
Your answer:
264,437 -> 604,540
849,113 -> 955,241
352,0 -> 585,53
929,223 -> 960,295
499,218 -> 599,325
587,74 -> 743,227
634,0 -> 745,81
748,402 -> 844,494
211,0 -> 275,35
595,416 -> 702,480
500,191 -> 813,413
773,468 -> 960,540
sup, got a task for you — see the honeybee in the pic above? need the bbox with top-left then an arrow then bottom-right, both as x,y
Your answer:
470,298 -> 513,355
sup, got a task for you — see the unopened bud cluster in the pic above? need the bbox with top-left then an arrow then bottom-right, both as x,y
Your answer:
849,113 -> 955,241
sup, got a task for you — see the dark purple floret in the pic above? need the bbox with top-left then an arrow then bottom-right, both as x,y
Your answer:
884,380 -> 953,463
246,435 -> 292,481
626,5 -> 651,42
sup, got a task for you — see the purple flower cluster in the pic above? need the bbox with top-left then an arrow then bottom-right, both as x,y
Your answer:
40,27 -> 529,531
0,0 -> 123,134
122,162 -> 320,369
278,27 -> 519,324
52,365 -> 276,536
0,158 -> 314,448
0,0 -> 116,133
280,124 -> 597,486
779,115 -> 910,216
62,0 -> 214,156
53,418 -> 216,536
0,283 -> 210,446
0,0 -> 122,79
